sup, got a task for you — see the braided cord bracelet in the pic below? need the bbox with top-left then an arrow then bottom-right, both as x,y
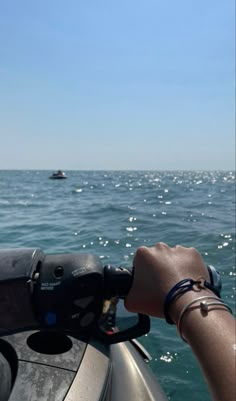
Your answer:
164,277 -> 221,325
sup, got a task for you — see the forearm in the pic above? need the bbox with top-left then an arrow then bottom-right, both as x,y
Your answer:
172,293 -> 236,401
126,243 -> 236,401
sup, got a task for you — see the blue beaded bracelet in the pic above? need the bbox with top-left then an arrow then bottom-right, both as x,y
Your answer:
164,277 -> 221,324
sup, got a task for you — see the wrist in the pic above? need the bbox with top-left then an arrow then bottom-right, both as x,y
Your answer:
169,290 -> 233,344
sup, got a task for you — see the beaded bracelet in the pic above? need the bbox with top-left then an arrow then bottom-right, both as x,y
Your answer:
164,277 -> 221,324
177,295 -> 233,342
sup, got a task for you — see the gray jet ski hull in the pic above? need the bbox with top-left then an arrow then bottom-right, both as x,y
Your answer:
0,330 -> 168,401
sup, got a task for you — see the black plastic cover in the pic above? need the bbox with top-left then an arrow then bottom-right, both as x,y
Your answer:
0,249 -> 45,334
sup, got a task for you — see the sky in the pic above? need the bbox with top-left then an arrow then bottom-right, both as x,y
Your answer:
0,0 -> 235,170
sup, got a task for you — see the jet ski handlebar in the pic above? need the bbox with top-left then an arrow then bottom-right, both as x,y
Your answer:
0,249 -> 146,342
0,249 -> 221,344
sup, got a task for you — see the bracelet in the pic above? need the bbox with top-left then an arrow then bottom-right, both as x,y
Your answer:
164,277 -> 221,325
177,295 -> 232,343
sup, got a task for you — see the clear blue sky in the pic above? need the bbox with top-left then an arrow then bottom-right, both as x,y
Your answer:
0,0 -> 235,170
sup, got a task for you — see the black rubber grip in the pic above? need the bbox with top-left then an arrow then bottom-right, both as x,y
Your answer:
103,265 -> 133,299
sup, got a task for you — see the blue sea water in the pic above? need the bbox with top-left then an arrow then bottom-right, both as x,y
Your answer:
0,170 -> 235,401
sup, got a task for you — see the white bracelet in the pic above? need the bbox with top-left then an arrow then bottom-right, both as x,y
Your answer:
177,295 -> 232,343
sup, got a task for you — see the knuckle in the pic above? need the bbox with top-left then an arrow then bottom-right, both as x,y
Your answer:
189,246 -> 201,257
155,241 -> 168,249
175,244 -> 182,249
135,246 -> 149,258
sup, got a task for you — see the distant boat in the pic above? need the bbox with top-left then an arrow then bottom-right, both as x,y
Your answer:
49,170 -> 68,179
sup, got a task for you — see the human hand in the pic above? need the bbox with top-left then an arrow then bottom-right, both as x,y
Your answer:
125,242 -> 211,322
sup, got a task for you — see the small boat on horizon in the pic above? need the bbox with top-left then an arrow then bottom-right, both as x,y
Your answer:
49,170 -> 68,179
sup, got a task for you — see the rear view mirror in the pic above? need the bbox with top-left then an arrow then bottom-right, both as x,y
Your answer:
96,298 -> 150,344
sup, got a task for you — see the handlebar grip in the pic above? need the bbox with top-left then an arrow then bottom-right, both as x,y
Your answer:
103,264 -> 222,300
207,264 -> 222,297
104,265 -> 133,299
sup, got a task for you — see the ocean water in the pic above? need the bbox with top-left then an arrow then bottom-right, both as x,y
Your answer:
0,170 -> 235,400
